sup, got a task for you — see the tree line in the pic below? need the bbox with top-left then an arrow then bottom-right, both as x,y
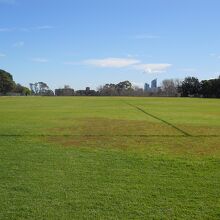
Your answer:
97,81 -> 143,96
1,69 -> 220,98
180,76 -> 220,98
0,69 -> 31,96
98,76 -> 220,98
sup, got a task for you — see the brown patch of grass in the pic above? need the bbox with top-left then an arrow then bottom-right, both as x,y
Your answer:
45,117 -> 220,157
46,135 -> 220,157
179,124 -> 220,136
50,117 -> 181,136
163,136 -> 220,157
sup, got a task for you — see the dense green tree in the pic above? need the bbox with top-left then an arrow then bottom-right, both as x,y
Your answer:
200,78 -> 220,98
98,81 -> 134,96
116,81 -> 132,95
116,81 -> 132,90
98,83 -> 117,96
14,84 -> 31,96
0,69 -> 15,94
180,76 -> 201,97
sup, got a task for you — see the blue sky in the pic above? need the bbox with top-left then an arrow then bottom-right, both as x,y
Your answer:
0,0 -> 220,90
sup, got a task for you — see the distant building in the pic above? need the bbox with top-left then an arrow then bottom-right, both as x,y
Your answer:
55,87 -> 74,96
151,79 -> 157,89
144,83 -> 150,92
75,87 -> 97,96
143,79 -> 158,93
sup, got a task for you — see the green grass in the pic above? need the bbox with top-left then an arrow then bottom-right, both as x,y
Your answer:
0,97 -> 220,219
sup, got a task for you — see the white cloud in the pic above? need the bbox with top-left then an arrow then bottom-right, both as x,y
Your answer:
13,41 -> 24,48
134,63 -> 172,73
131,82 -> 144,88
31,58 -> 48,63
85,58 -> 140,68
133,34 -> 160,39
83,57 -> 171,74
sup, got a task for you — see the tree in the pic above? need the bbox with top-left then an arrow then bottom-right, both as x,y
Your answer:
200,78 -> 220,98
179,76 -> 201,97
29,82 -> 54,96
132,86 -> 144,96
98,83 -> 117,96
38,82 -> 49,94
116,81 -> 133,95
98,81 -> 134,96
29,83 -> 35,94
14,84 -> 31,96
161,79 -> 180,96
29,83 -> 40,94
0,69 -> 15,94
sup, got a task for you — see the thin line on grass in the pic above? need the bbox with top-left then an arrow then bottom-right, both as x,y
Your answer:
125,102 -> 191,136
0,134 -> 219,137
0,134 -> 183,137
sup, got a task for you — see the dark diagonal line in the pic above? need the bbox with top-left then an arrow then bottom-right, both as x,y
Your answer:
0,134 -> 219,138
126,102 -> 191,136
0,134 -> 182,137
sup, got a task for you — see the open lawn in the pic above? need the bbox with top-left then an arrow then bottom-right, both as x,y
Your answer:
0,97 -> 220,219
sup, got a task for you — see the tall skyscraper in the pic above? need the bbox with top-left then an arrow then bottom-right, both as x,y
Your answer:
151,79 -> 157,89
144,83 -> 150,92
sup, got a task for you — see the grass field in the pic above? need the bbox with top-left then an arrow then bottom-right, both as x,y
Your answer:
0,97 -> 220,219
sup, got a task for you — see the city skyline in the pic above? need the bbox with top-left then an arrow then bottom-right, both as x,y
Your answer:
1,0 -> 220,90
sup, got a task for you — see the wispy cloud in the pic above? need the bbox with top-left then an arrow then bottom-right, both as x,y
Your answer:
63,61 -> 80,65
133,34 -> 160,39
126,54 -> 139,58
83,57 -> 171,74
33,25 -> 53,30
0,25 -> 54,33
131,82 -> 144,88
13,41 -> 24,48
0,0 -> 16,5
0,27 -> 14,32
209,53 -> 216,57
134,63 -> 172,73
209,53 -> 220,59
0,53 -> 6,57
84,58 -> 140,68
31,58 -> 49,63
